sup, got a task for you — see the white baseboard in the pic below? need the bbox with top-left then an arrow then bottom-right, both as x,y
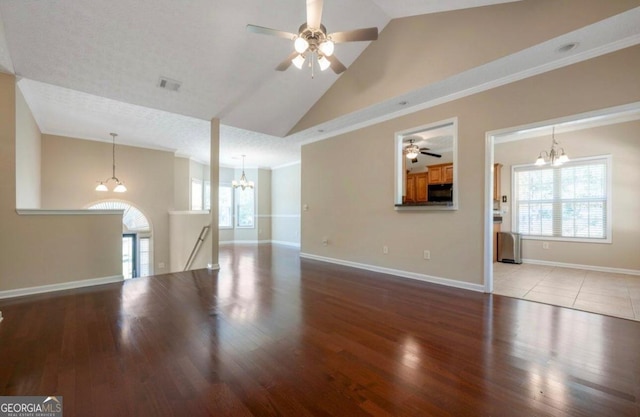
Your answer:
271,240 -> 301,248
219,240 -> 271,245
0,275 -> 124,300
220,240 -> 299,247
207,263 -> 221,270
300,253 -> 485,293
522,259 -> 640,276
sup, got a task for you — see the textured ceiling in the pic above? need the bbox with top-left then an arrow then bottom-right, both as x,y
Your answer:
1,1 -> 639,168
370,0 -> 519,18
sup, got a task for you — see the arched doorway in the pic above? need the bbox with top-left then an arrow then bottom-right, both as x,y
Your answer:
88,201 -> 152,279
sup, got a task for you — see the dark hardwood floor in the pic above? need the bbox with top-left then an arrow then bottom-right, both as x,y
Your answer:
1,244 -> 639,416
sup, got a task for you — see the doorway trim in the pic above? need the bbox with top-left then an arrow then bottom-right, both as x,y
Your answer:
483,101 -> 640,293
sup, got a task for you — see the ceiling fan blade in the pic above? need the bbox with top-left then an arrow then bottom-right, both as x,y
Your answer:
306,0 -> 323,30
246,24 -> 297,40
330,27 -> 378,43
326,55 -> 347,74
421,151 -> 442,158
276,51 -> 301,71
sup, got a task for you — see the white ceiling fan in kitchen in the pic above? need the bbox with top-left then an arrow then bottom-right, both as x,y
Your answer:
403,138 -> 442,163
246,0 -> 378,76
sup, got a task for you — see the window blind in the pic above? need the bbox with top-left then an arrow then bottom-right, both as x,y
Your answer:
513,156 -> 610,241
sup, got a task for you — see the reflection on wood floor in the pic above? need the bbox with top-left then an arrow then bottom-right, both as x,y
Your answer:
1,244 -> 640,416
494,262 -> 640,321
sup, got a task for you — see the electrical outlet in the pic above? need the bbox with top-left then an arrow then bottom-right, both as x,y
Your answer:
383,245 -> 389,254
542,242 -> 549,249
423,250 -> 431,260
303,204 -> 309,211
158,262 -> 165,269
322,237 -> 328,246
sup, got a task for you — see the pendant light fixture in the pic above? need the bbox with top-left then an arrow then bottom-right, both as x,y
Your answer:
95,133 -> 127,192
232,155 -> 254,190
534,127 -> 569,166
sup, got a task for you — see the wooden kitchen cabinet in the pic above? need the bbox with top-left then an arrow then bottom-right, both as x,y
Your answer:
427,163 -> 453,184
406,172 -> 428,203
444,164 -> 453,183
493,163 -> 503,202
415,173 -> 428,202
406,175 -> 415,203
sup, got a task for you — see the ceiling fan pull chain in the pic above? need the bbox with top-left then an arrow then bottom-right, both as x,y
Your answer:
311,52 -> 315,78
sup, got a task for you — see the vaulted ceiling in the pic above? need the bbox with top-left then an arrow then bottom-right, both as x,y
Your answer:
1,0 -> 638,168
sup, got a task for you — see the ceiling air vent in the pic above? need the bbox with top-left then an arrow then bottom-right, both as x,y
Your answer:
157,76 -> 181,92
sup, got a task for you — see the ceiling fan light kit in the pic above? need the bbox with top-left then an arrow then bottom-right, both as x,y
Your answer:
318,55 -> 331,71
247,0 -> 378,76
292,54 -> 306,69
294,36 -> 309,54
404,144 -> 420,159
403,138 -> 443,161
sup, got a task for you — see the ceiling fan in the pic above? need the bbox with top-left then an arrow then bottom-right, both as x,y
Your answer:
404,139 -> 442,163
246,0 -> 378,75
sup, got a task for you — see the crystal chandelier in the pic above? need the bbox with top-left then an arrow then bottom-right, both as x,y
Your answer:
232,155 -> 254,190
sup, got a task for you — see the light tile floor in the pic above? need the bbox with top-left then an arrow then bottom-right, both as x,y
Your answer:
493,262 -> 640,321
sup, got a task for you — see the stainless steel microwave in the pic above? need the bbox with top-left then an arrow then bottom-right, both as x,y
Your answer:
428,183 -> 453,202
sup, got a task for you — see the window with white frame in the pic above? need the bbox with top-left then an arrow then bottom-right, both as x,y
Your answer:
204,180 -> 211,210
513,155 -> 611,241
219,185 -> 233,228
139,237 -> 151,277
235,187 -> 255,228
191,178 -> 203,211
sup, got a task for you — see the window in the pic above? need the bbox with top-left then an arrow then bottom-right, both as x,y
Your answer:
139,237 -> 151,277
219,185 -> 233,228
514,155 -> 611,241
191,178 -> 203,211
204,181 -> 211,211
235,187 -> 255,228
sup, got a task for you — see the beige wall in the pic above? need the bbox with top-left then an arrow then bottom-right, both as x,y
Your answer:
271,163 -> 301,246
0,73 -> 121,294
495,120 -> 640,270
292,0 -> 640,133
190,159 -> 209,182
174,157 -> 190,211
219,166 -> 235,242
301,46 -> 640,285
15,85 -> 41,208
41,134 -> 175,275
257,168 -> 272,242
175,158 -> 210,211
